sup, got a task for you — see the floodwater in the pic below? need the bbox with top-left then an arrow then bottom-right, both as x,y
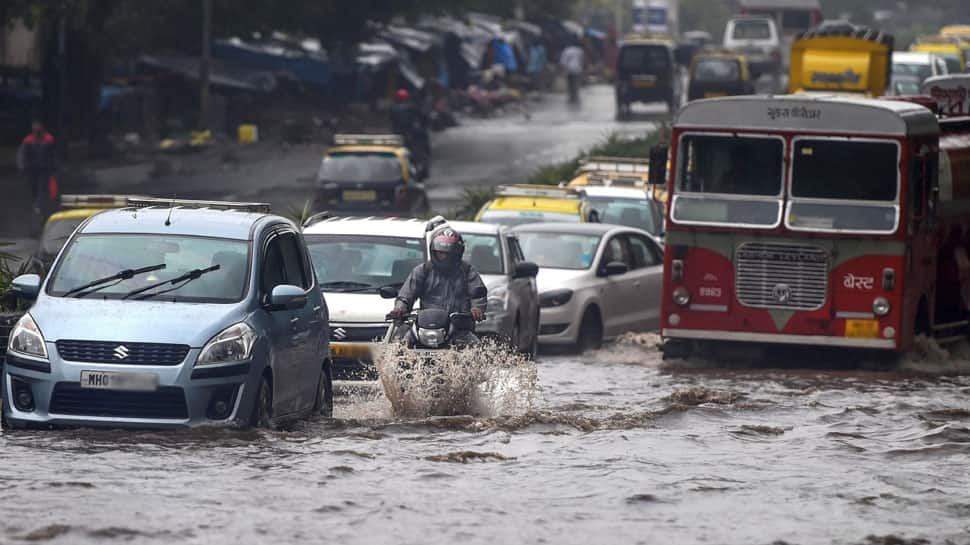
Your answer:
1,336 -> 969,545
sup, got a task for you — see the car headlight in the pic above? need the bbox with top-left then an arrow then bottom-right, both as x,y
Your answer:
8,313 -> 48,359
486,285 -> 509,313
417,328 -> 446,348
872,297 -> 891,317
197,322 -> 256,365
540,289 -> 573,308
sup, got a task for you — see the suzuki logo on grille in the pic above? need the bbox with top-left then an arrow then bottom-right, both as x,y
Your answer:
332,328 -> 348,341
772,284 -> 793,304
113,345 -> 130,360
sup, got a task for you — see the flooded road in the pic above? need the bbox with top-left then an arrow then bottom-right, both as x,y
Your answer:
1,338 -> 969,545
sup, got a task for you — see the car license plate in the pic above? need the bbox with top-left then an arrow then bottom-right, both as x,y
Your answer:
342,190 -> 377,202
80,370 -> 159,392
331,343 -> 371,360
704,92 -> 727,98
845,319 -> 879,339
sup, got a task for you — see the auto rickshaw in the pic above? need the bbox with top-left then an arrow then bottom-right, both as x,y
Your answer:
687,50 -> 756,101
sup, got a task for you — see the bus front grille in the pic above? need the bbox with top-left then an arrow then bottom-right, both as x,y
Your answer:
735,242 -> 828,311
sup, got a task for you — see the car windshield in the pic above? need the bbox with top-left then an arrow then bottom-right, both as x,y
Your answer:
461,233 -> 505,275
941,54 -> 962,73
478,209 -> 581,227
788,139 -> 899,233
672,134 -> 784,227
41,218 -> 85,256
585,197 -> 661,235
693,59 -> 740,82
318,153 -> 402,183
517,232 -> 601,270
732,20 -> 771,40
893,62 -> 932,83
618,45 -> 670,72
305,235 -> 425,292
893,78 -> 921,95
47,234 -> 250,303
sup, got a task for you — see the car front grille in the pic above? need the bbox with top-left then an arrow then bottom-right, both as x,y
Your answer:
55,340 -> 190,366
49,383 -> 188,420
735,242 -> 828,311
330,326 -> 387,343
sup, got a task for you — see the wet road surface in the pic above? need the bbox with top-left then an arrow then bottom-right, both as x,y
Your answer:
2,338 -> 968,545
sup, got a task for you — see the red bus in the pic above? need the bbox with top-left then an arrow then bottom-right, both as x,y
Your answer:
650,90 -> 970,357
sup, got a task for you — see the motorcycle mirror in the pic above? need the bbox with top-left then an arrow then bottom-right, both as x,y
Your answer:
379,285 -> 399,299
450,313 -> 474,332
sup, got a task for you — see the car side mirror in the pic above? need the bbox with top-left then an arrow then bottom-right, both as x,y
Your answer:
514,261 -> 539,279
379,285 -> 400,299
649,144 -> 669,188
470,286 -> 487,299
600,261 -> 629,277
268,284 -> 307,311
11,274 -> 41,301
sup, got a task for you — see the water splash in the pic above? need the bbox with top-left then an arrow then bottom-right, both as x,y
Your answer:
899,336 -> 970,374
373,339 -> 540,418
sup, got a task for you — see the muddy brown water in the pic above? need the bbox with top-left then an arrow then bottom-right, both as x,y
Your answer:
1,336 -> 968,545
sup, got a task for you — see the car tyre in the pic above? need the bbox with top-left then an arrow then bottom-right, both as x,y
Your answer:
249,375 -> 273,428
313,360 -> 334,418
576,309 -> 603,353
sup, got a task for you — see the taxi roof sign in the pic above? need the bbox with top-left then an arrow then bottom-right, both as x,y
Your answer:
333,134 -> 404,147
60,194 -> 132,208
921,74 -> 970,116
579,156 -> 650,175
127,197 -> 271,213
495,185 -> 579,199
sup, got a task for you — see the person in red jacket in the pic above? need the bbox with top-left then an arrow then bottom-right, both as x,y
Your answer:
16,120 -> 58,214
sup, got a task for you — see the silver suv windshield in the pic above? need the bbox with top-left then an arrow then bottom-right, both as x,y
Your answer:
48,234 -> 250,303
787,138 -> 899,234
671,134 -> 784,228
306,235 -> 425,292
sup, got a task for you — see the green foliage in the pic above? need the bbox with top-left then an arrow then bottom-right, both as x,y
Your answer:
527,132 -> 660,185
450,186 -> 498,221
0,247 -> 30,312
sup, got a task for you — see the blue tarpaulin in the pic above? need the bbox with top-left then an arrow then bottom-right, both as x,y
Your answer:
491,39 -> 518,72
213,38 -> 331,89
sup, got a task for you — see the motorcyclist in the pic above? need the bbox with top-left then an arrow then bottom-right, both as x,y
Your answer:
388,228 -> 487,345
389,88 -> 431,178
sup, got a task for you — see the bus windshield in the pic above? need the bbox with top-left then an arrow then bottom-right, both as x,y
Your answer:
671,134 -> 784,228
788,139 -> 899,233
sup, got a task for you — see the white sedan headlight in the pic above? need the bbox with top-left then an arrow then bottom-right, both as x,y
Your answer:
197,322 -> 256,365
8,313 -> 48,359
486,285 -> 509,313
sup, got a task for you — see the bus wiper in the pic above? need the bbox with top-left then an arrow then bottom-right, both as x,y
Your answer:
320,281 -> 373,292
64,264 -> 167,298
122,265 -> 220,301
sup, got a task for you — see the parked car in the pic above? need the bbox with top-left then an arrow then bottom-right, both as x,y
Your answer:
314,134 -> 430,216
476,185 -> 599,227
891,51 -> 949,85
576,185 -> 665,240
445,221 -> 540,357
723,16 -> 782,78
302,215 -> 438,379
511,223 -> 664,352
3,198 -> 332,429
32,195 -> 133,275
687,50 -> 756,101
614,38 -> 679,117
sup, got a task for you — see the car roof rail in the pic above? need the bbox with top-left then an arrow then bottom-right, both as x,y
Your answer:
585,174 -> 648,187
333,133 -> 404,147
302,211 -> 333,229
60,194 -> 134,208
126,197 -> 271,213
495,185 -> 578,199
425,215 -> 450,232
579,156 -> 651,174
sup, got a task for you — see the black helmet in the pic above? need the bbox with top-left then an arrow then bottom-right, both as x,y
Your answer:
430,228 -> 465,271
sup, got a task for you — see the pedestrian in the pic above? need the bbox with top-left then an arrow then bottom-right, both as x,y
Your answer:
16,120 -> 58,215
559,41 -> 585,103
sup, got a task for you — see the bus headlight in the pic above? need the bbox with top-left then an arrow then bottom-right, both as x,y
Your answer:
872,297 -> 891,317
672,287 -> 691,307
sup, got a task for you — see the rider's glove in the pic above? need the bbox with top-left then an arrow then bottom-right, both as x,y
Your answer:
471,308 -> 485,322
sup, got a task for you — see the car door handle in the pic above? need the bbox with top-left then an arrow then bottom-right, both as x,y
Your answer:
633,281 -> 641,288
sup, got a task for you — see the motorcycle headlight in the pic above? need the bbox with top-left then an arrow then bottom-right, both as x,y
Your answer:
416,328 -> 446,348
197,322 -> 256,365
486,285 -> 509,314
8,313 -> 48,359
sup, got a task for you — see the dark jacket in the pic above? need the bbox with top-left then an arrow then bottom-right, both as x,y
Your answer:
17,132 -> 58,172
395,261 -> 487,315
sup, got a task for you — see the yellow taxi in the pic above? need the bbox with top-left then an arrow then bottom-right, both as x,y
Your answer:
566,156 -> 668,204
32,195 -> 130,273
911,36 -> 967,74
314,134 -> 429,215
475,185 -> 597,227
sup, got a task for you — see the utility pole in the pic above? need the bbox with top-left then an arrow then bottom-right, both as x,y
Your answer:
199,0 -> 212,130
615,0 -> 624,35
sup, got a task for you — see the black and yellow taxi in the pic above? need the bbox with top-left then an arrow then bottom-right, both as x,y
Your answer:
314,134 -> 430,215
615,37 -> 679,117
475,185 -> 599,227
566,156 -> 667,205
687,50 -> 755,102
31,195 -> 130,274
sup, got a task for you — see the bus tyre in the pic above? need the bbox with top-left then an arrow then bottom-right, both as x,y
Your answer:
313,360 -> 334,418
576,309 -> 603,353
249,375 -> 273,429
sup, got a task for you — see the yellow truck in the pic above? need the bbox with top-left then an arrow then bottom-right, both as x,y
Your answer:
788,23 -> 893,96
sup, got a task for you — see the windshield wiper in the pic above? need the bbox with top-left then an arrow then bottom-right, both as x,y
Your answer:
122,265 -> 220,301
320,281 -> 373,292
321,281 -> 402,293
64,264 -> 167,298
